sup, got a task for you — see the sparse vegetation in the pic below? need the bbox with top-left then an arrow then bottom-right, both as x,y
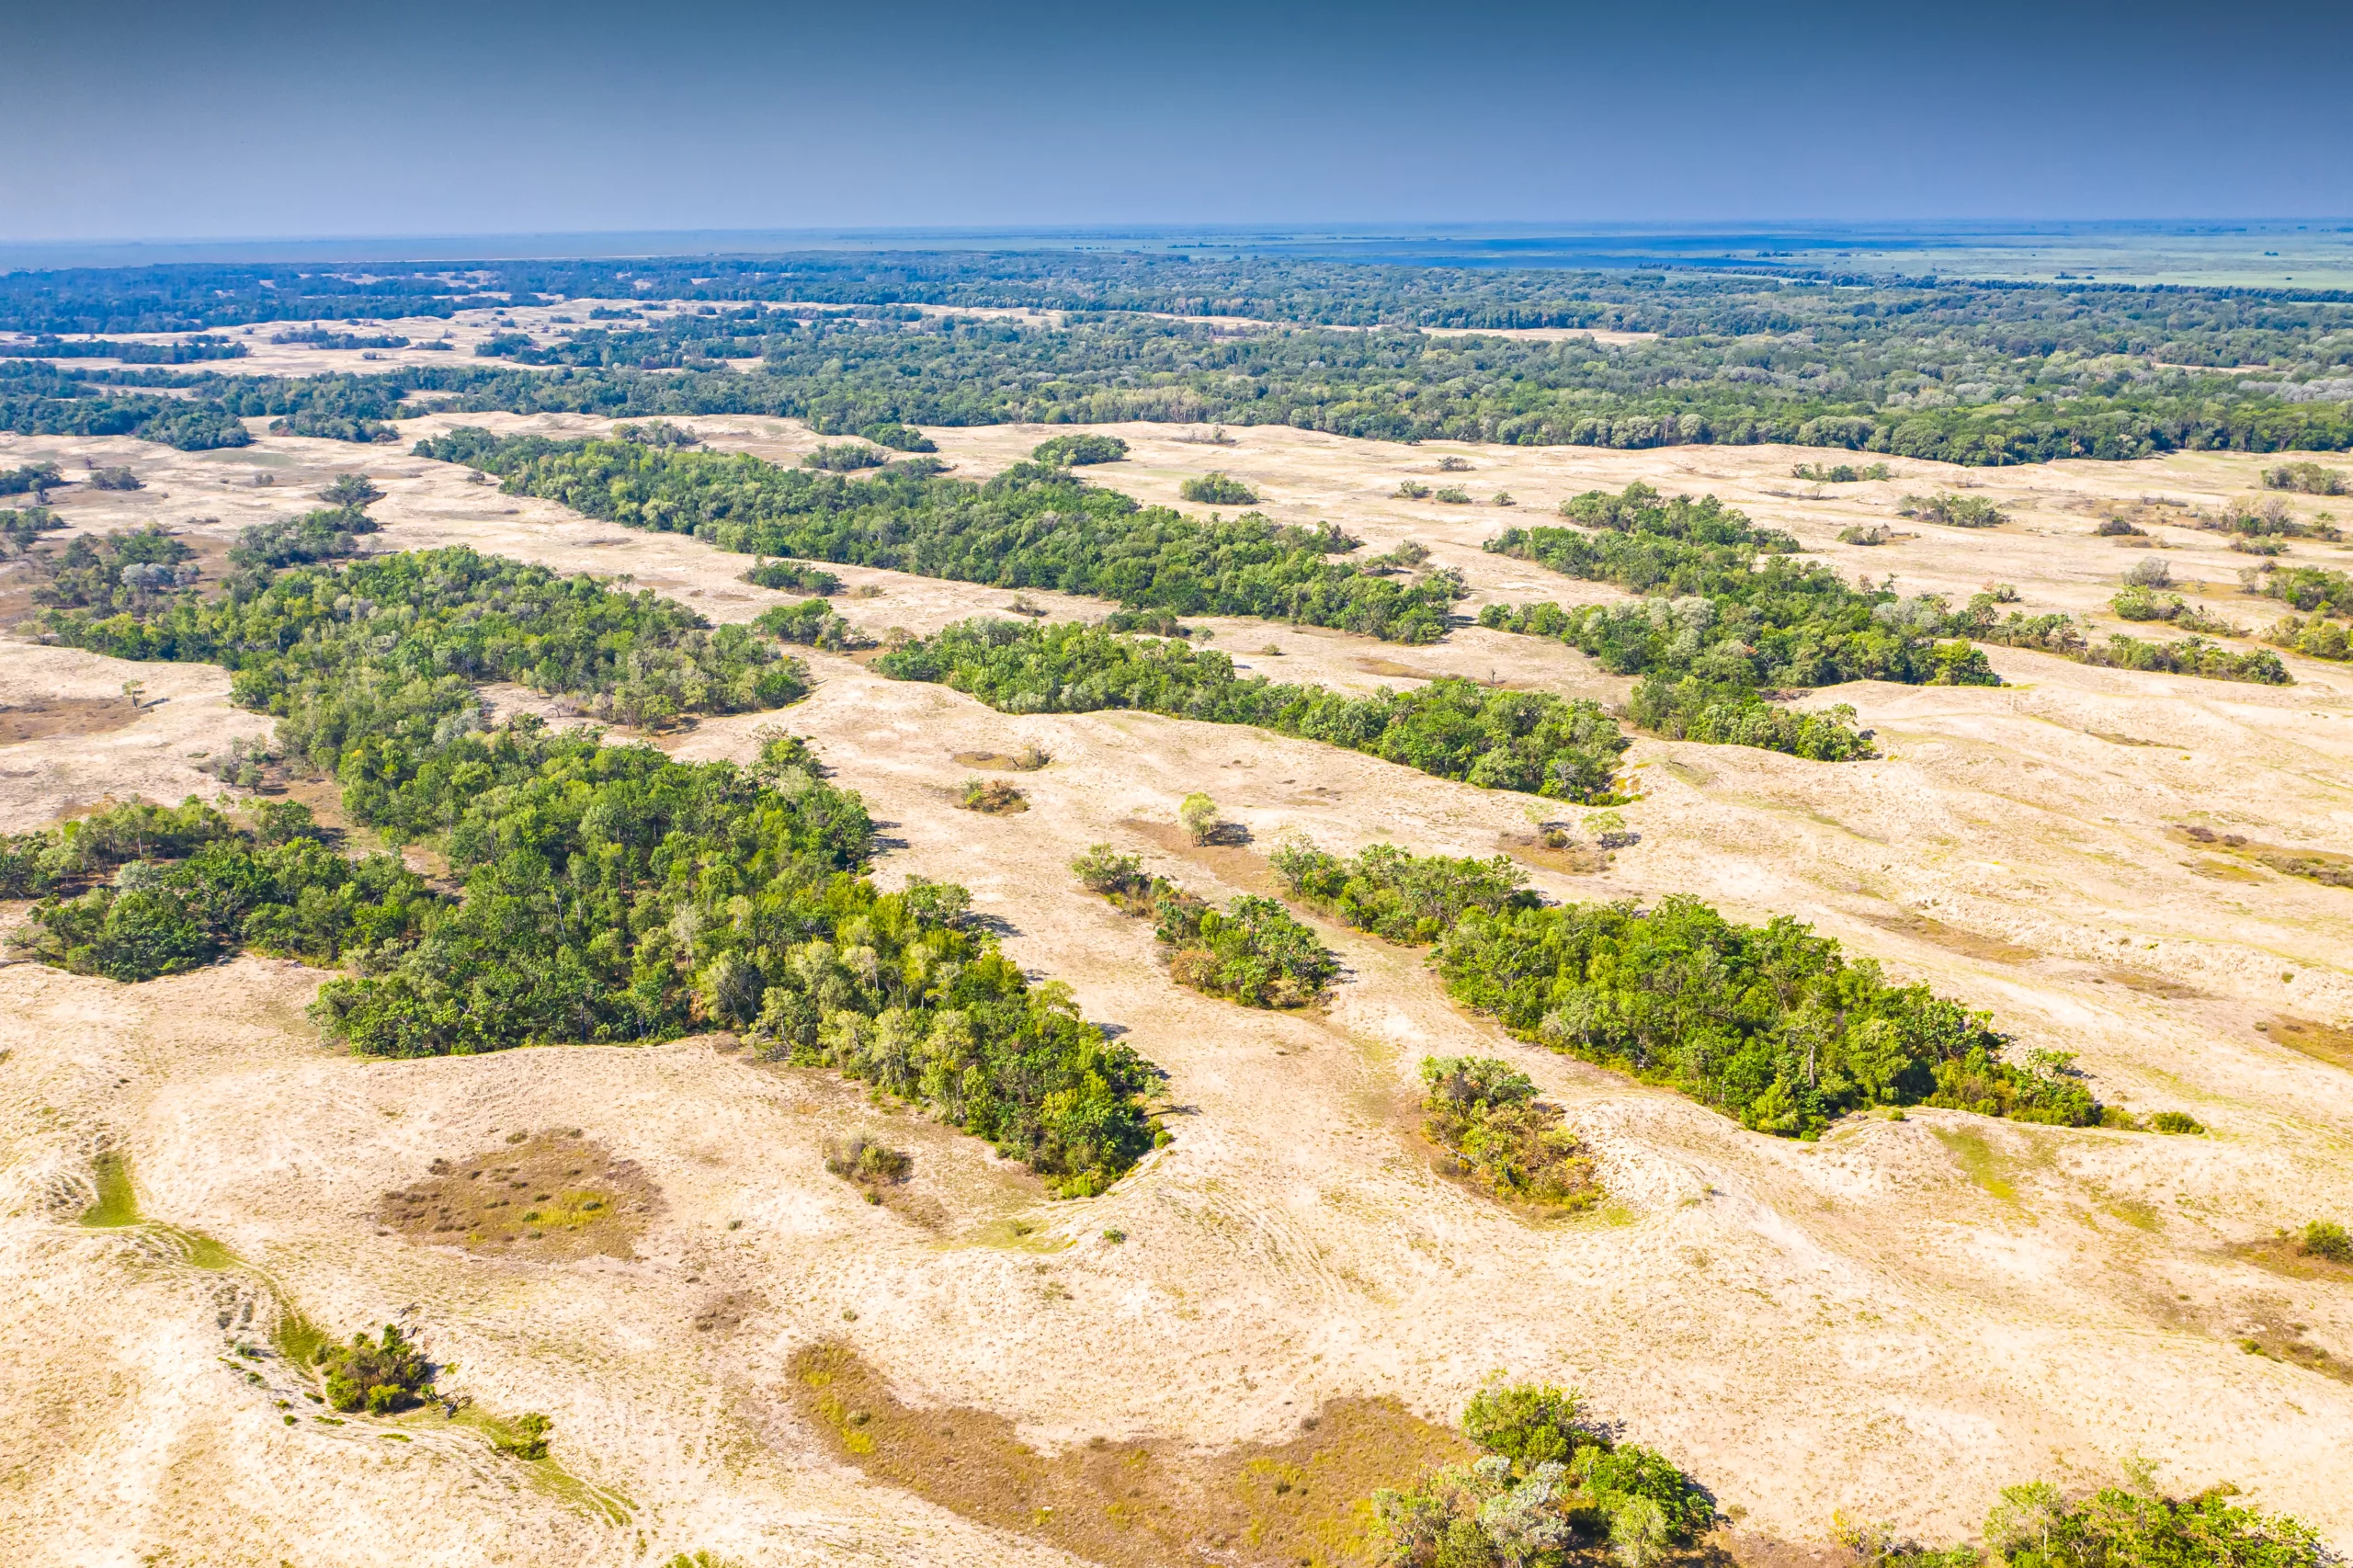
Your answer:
2094,517 -> 2145,537
1900,492 -> 2006,528
1435,895 -> 2115,1136
824,1134 -> 913,1192
1420,1057 -> 1598,1210
2109,587 -> 2245,637
1072,844 -> 1337,1008
1396,480 -> 1431,499
2263,461 -> 2345,496
1838,524 -> 1895,545
1270,839 -> 1535,945
1794,461 -> 1892,482
876,618 -> 1631,801
89,465 -> 143,492
1433,485 -> 1472,504
803,441 -> 889,472
959,778 -> 1028,813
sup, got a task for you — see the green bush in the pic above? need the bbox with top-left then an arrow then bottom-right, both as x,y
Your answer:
861,422 -> 936,452
1154,889 -> 1336,1009
494,1412 -> 552,1461
1372,1373 -> 1710,1568
744,558 -> 843,595
1435,896 -> 2109,1137
804,441 -> 888,472
1271,839 -> 1535,945
1179,471 -> 1256,505
753,597 -> 870,650
876,618 -> 1629,801
2150,1110 -> 2205,1135
2302,1220 -> 2351,1263
1900,493 -> 2006,528
317,1323 -> 431,1415
2264,461 -> 2345,496
1032,433 -> 1127,466
1421,1056 -> 1597,1209
1984,1475 -> 2317,1568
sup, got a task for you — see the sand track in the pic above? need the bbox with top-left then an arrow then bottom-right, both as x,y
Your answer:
0,418 -> 2349,1563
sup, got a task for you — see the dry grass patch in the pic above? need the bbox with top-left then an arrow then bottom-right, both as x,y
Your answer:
1853,910 -> 2042,966
377,1131 -> 660,1261
0,697 -> 143,746
786,1341 -> 1472,1568
954,746 -> 1051,772
2257,1015 -> 2353,1071
1496,827 -> 1612,875
959,778 -> 1030,815
2171,825 -> 2353,890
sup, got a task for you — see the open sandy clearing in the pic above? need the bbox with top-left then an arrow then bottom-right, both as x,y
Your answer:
1,420 -> 2350,1565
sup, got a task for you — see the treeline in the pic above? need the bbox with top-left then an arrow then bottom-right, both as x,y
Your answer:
0,361 -> 251,449
877,619 -> 1631,801
1481,483 -> 1990,758
0,335 -> 247,363
19,549 -> 1159,1196
415,432 -> 1466,644
1072,844 -> 1338,1008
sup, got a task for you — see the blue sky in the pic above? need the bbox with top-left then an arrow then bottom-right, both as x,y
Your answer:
4,0 -> 2347,240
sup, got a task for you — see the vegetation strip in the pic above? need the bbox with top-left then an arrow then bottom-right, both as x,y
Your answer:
416,429 -> 1467,644
884,617 -> 1629,801
17,549 -> 1161,1195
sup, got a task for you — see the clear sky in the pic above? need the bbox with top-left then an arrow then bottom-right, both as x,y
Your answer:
4,0 -> 2348,242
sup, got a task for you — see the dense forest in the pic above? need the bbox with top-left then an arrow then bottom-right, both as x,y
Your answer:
6,255 -> 2351,459
415,432 -> 1468,642
16,547 -> 1159,1195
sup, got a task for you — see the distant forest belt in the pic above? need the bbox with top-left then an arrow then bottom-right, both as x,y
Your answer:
12,267 -> 2353,459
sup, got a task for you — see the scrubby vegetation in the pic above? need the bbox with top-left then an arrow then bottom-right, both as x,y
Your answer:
29,523 -> 201,612
316,1324 -> 433,1415
1032,433 -> 1127,466
1434,893 -> 2114,1137
860,422 -> 935,452
2264,461 -> 2345,495
1900,493 -> 2006,528
880,618 -> 1631,801
1794,461 -> 1891,482
744,558 -> 843,595
2302,1220 -> 2351,1263
19,550 -> 1161,1196
959,778 -> 1027,813
753,597 -> 870,651
1372,1374 -> 1709,1568
1482,483 -> 1995,760
415,433 -> 1464,644
1270,838 -> 1535,945
1838,524 -> 1895,546
1072,843 -> 1337,1008
1178,472 -> 1257,505
803,441 -> 888,472
824,1133 -> 912,1194
1420,1057 -> 1598,1210
2109,588 -> 2245,637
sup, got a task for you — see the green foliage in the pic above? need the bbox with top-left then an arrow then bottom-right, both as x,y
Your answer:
89,465 -> 143,492
1794,461 -> 1891,482
228,506 -> 381,573
2266,613 -> 2352,661
1178,472 -> 1257,505
40,546 -> 809,735
0,460 -> 63,498
2078,634 -> 2290,684
1178,791 -> 1220,845
31,523 -> 199,612
319,473 -> 385,508
494,1413 -> 553,1461
876,618 -> 1630,801
24,549 -> 1159,1194
2263,461 -> 2345,495
317,1323 -> 432,1415
2302,1220 -> 2351,1263
804,441 -> 889,472
860,422 -> 936,451
753,597 -> 871,651
1373,1374 -> 1710,1568
744,557 -> 843,595
1032,432 -> 1128,466
1270,838 -> 1534,945
415,434 -> 1462,644
1153,889 -> 1336,1009
2149,1111 -> 2205,1135
1434,895 -> 2107,1137
824,1133 -> 912,1186
1,504 -> 64,551
1900,493 -> 2006,528
1420,1056 -> 1597,1209
1984,1474 -> 2319,1568
2109,589 -> 2245,637
7,800 -> 433,982
2247,562 -> 2353,619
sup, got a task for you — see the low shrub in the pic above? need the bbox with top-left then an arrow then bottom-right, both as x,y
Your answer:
317,1323 -> 432,1415
494,1412 -> 552,1460
1794,461 -> 1892,482
2302,1220 -> 2352,1263
803,442 -> 888,472
862,422 -> 937,452
1839,524 -> 1895,545
1900,492 -> 2006,528
1396,480 -> 1431,499
754,597 -> 871,651
90,465 -> 143,492
2150,1110 -> 2205,1135
1031,433 -> 1127,466
824,1133 -> 913,1187
745,558 -> 843,595
2094,517 -> 2145,537
1434,486 -> 1472,504
1154,890 -> 1336,1008
2262,461 -> 2346,496
1421,1056 -> 1598,1209
1179,472 -> 1258,506
960,778 -> 1028,814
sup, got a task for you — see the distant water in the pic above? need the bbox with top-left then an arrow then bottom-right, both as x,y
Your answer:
5,220 -> 2348,289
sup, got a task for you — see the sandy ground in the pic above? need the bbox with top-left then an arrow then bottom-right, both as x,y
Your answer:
2,417 -> 2351,1565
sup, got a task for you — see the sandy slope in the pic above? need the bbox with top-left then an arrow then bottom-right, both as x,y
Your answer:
0,417 -> 2349,1564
